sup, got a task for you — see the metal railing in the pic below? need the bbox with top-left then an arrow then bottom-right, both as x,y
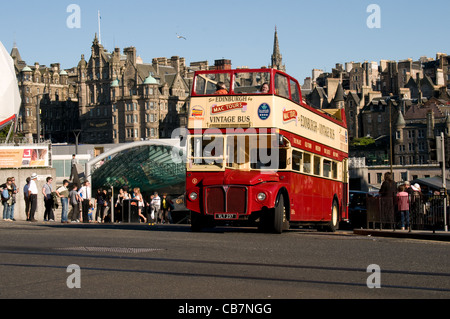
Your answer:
367,194 -> 449,232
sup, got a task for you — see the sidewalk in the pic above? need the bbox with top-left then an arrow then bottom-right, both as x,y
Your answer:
353,228 -> 450,242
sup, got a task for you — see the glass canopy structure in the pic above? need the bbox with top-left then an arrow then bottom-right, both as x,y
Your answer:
90,140 -> 186,194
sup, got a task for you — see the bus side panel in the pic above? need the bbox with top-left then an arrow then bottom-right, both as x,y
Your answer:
288,173 -> 344,223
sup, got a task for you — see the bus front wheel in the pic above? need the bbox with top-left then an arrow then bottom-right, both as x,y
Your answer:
274,193 -> 289,234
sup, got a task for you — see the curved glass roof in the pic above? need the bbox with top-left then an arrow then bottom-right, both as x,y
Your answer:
92,144 -> 186,194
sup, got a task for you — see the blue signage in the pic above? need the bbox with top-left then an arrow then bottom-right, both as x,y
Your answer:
258,103 -> 271,120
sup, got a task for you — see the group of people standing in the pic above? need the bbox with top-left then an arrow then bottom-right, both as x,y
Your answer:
114,186 -> 174,224
1,173 -> 56,222
379,172 -> 425,230
1,172 -> 174,225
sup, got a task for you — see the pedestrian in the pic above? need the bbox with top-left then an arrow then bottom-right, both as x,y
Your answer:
42,177 -> 55,221
9,177 -> 17,221
379,172 -> 397,228
404,181 -> 414,197
396,185 -> 410,230
161,193 -> 173,224
78,180 -> 92,223
151,192 -> 161,223
56,180 -> 70,223
70,154 -> 78,181
410,183 -> 424,227
147,195 -> 155,225
23,177 -> 31,220
114,188 -> 125,223
69,184 -> 80,222
95,188 -> 105,223
28,173 -> 38,222
1,177 -> 14,221
89,203 -> 94,222
133,187 -> 147,223
102,189 -> 111,223
122,186 -> 130,200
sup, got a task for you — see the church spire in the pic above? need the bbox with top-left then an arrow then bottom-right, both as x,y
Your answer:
271,26 -> 285,72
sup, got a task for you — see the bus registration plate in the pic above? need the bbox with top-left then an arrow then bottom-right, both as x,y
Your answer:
214,213 -> 238,220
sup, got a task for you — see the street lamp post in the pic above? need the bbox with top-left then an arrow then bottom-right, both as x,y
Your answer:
73,129 -> 82,154
441,132 -> 447,232
33,93 -> 46,143
389,100 -> 393,174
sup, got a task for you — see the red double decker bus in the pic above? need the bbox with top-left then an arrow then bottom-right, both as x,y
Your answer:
185,68 -> 349,233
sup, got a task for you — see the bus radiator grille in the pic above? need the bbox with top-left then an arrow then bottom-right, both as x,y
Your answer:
205,186 -> 247,215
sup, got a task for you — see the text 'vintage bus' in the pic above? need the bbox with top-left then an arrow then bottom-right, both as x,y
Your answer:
185,68 -> 349,233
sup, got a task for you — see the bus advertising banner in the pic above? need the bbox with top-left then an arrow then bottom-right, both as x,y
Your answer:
0,146 -> 49,168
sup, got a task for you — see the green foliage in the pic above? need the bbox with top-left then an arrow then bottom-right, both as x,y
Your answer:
0,124 -> 12,138
351,137 -> 375,147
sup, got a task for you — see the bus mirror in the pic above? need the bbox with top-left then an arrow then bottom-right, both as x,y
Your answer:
278,135 -> 289,147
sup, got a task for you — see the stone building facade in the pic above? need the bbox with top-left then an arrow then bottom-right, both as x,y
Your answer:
76,35 -> 191,144
11,35 -> 192,144
11,29 -> 285,145
11,44 -> 79,141
305,53 -> 450,169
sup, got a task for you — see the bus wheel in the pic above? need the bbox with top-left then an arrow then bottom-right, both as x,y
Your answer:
274,193 -> 289,234
326,200 -> 340,232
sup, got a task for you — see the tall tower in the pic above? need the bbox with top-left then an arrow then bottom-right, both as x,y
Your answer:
271,26 -> 286,72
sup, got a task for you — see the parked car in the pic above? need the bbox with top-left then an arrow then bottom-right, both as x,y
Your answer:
348,191 -> 374,229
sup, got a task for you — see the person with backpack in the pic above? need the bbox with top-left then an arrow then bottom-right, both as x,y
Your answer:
1,177 -> 14,221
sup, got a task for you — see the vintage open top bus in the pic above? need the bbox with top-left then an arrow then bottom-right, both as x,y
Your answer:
185,68 -> 349,233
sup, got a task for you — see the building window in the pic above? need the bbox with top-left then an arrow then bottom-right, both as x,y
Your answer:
401,172 -> 407,182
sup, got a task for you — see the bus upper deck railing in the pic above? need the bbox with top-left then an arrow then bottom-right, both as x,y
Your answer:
366,194 -> 449,232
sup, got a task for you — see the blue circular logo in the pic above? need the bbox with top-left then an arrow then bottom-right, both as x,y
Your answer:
258,103 -> 271,120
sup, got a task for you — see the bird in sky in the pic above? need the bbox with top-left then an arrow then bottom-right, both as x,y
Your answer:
176,33 -> 187,40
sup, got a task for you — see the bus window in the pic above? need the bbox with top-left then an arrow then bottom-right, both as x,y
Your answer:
194,73 -> 230,95
227,135 -> 252,169
251,148 -> 287,170
189,136 -> 224,168
314,156 -> 321,176
275,73 -> 289,98
303,153 -> 311,174
233,71 -> 271,94
292,150 -> 302,172
323,159 -> 332,178
332,162 -> 338,179
290,79 -> 300,104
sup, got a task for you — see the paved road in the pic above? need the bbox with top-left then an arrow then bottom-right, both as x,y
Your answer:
0,221 -> 449,301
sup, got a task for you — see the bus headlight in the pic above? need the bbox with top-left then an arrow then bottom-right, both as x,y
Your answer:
257,192 -> 267,202
189,192 -> 198,201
